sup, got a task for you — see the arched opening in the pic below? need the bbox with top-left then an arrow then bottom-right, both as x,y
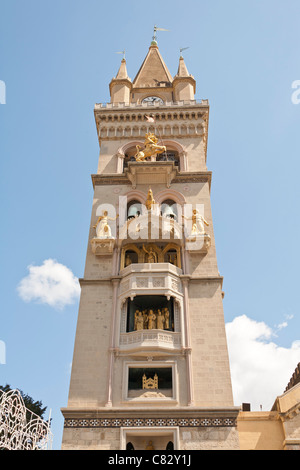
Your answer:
156,149 -> 180,168
160,199 -> 178,221
126,442 -> 135,450
120,243 -> 182,270
126,295 -> 175,333
166,441 -> 174,450
119,139 -> 186,172
124,146 -> 138,168
127,200 -> 143,220
124,249 -> 139,267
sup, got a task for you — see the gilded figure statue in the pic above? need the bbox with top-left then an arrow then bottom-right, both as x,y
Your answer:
145,441 -> 155,450
163,308 -> 170,329
146,188 -> 155,210
93,210 -> 118,239
147,309 -> 156,329
133,306 -> 172,331
183,209 -> 209,236
156,309 -> 164,330
125,254 -> 132,267
135,132 -> 166,162
143,244 -> 158,263
134,310 -> 144,331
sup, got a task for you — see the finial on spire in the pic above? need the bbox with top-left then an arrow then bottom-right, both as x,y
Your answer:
115,49 -> 126,60
151,25 -> 170,45
179,47 -> 189,58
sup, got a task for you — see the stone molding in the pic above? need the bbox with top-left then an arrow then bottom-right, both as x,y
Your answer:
78,275 -> 223,286
91,171 -> 212,188
94,99 -> 209,111
64,415 -> 237,429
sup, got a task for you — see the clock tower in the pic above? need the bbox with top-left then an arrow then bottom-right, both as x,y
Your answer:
61,39 -> 240,450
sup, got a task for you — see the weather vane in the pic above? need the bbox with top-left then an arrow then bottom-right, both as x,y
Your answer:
152,25 -> 170,44
180,47 -> 190,57
115,49 -> 126,60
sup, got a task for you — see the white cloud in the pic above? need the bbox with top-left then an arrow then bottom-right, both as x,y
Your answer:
17,259 -> 80,310
226,315 -> 300,411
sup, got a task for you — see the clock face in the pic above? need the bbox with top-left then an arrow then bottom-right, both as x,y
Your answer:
142,96 -> 164,104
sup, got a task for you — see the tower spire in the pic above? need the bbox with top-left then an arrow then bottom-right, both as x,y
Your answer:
173,53 -> 196,100
109,55 -> 132,103
115,57 -> 129,80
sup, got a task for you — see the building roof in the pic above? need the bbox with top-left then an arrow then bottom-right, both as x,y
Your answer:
284,362 -> 300,392
133,44 -> 173,88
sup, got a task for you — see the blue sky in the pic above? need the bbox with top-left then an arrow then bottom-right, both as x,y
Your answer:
1,0 -> 300,449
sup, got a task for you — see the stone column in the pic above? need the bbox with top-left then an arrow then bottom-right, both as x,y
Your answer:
105,277 -> 120,407
182,276 -> 194,406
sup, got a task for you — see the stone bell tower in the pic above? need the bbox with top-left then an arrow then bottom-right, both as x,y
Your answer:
61,38 -> 240,450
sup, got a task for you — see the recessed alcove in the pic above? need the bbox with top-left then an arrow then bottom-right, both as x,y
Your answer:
128,367 -> 173,398
126,295 -> 174,333
123,361 -> 178,403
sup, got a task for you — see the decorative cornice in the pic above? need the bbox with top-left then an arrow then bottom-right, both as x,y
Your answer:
279,400 -> 300,421
109,78 -> 132,95
173,172 -> 212,187
91,171 -> 212,188
91,174 -> 129,188
62,407 -> 239,429
79,276 -> 223,286
94,100 -> 209,111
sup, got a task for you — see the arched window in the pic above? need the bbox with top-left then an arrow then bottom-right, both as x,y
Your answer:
156,150 -> 180,168
166,441 -> 174,450
160,199 -> 178,220
124,249 -> 139,266
126,295 -> 175,333
124,147 -> 138,168
119,139 -> 186,172
127,200 -> 143,220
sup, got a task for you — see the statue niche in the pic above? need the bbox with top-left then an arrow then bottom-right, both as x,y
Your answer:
127,295 -> 174,333
128,366 -> 173,400
142,244 -> 158,263
120,243 -> 181,270
133,307 -> 172,332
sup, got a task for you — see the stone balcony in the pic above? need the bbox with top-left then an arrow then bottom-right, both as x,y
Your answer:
125,161 -> 177,189
119,330 -> 182,354
119,263 -> 182,300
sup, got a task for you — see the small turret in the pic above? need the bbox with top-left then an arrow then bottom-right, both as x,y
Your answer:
173,55 -> 196,101
109,58 -> 132,104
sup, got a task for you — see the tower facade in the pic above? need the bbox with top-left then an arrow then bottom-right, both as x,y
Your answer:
61,40 -> 240,450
